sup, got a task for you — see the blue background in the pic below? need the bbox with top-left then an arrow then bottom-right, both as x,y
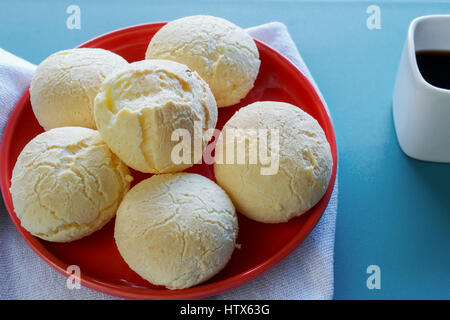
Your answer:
1,0 -> 449,299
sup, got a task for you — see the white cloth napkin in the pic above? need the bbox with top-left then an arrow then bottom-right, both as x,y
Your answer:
0,22 -> 338,300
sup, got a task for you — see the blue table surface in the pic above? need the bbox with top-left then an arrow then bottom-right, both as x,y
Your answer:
1,0 -> 450,299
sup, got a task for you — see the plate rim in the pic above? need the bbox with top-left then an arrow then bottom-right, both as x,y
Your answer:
0,22 -> 338,300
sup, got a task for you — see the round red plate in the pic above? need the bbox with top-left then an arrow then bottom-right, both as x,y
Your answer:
0,22 -> 337,299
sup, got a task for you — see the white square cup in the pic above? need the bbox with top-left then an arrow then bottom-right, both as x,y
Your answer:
393,15 -> 450,162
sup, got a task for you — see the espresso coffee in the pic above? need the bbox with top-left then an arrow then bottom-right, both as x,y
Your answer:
416,50 -> 450,90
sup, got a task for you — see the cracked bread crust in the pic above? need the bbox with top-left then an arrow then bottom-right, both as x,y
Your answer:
114,173 -> 237,289
145,15 -> 260,107
10,127 -> 133,242
30,48 -> 128,130
214,101 -> 333,223
94,59 -> 218,174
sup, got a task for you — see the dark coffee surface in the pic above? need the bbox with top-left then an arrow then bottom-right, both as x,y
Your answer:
416,50 -> 450,90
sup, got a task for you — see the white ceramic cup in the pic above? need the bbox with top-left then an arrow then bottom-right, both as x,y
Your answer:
393,15 -> 450,162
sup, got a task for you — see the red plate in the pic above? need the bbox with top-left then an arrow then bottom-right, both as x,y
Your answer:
0,22 -> 337,299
